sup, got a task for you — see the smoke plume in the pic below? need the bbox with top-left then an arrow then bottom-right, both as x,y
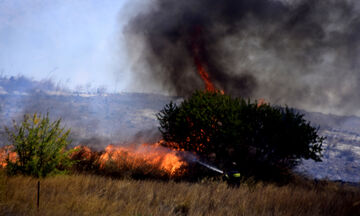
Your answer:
124,0 -> 360,115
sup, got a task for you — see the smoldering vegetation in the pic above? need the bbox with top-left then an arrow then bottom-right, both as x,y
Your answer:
125,0 -> 360,116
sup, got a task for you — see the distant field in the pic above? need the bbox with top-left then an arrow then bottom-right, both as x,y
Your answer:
1,172 -> 359,216
1,86 -> 360,182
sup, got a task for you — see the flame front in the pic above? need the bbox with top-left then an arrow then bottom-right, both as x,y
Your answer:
98,141 -> 186,176
1,142 -> 186,177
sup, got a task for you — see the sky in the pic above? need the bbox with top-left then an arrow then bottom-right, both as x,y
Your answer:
1,0 -> 360,116
0,0 -> 134,92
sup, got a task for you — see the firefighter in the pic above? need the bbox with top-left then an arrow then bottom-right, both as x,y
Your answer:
224,171 -> 241,185
224,162 -> 241,186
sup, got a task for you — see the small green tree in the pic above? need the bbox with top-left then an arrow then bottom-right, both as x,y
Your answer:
5,112 -> 73,209
157,91 -> 324,180
5,113 -> 73,177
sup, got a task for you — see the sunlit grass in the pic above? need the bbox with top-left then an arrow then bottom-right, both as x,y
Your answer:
0,171 -> 359,216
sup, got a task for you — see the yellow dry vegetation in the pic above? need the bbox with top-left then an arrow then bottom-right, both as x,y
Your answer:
0,172 -> 359,216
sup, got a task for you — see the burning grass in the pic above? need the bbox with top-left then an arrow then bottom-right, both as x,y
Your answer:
0,171 -> 359,216
0,146 -> 16,168
0,141 -> 188,180
1,140 -> 359,215
98,143 -> 186,176
69,142 -> 188,180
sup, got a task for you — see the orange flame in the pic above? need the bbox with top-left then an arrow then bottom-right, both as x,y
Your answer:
72,145 -> 93,160
98,141 -> 186,176
192,48 -> 225,94
194,57 -> 216,92
0,146 -> 17,168
257,98 -> 267,107
193,56 -> 225,94
191,27 -> 224,94
1,142 -> 186,177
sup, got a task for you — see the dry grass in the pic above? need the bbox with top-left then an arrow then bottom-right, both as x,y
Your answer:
0,171 -> 359,216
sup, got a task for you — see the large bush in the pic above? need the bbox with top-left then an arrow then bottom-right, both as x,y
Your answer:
157,91 -> 324,179
5,113 -> 73,177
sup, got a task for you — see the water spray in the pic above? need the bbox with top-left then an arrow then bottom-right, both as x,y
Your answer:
195,160 -> 224,174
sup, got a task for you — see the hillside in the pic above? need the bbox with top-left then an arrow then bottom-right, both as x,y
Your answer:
0,76 -> 359,182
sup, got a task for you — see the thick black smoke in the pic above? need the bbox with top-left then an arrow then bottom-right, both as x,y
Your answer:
124,0 -> 360,115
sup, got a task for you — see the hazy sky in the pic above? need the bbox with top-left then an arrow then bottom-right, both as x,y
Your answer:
1,0 -> 360,117
0,0 -> 133,92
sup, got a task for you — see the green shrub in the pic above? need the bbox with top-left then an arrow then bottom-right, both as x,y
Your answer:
157,91 -> 324,180
5,113 -> 73,177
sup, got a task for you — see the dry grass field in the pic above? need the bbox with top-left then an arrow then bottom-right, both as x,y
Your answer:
0,171 -> 359,216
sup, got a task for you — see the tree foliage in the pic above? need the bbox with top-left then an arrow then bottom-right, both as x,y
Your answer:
157,91 -> 324,179
5,113 -> 73,177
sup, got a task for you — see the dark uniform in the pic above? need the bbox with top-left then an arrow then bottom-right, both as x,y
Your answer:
224,171 -> 241,186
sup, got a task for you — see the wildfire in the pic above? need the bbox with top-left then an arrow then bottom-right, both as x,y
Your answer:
194,56 -> 216,92
1,141 -> 186,177
191,27 -> 223,94
72,145 -> 93,161
98,141 -> 186,176
0,145 -> 17,168
257,98 -> 267,107
193,53 -> 225,94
